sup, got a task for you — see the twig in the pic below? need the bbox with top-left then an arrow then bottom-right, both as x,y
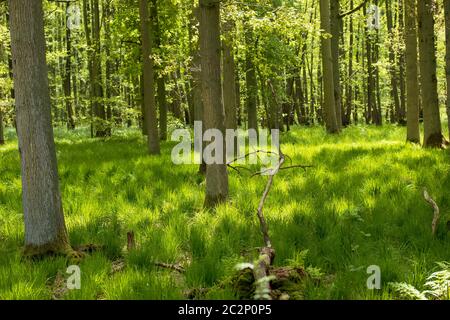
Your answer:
423,189 -> 440,236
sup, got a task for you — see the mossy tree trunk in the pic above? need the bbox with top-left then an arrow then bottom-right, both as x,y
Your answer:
199,0 -> 229,207
405,0 -> 420,143
8,0 -> 70,256
418,0 -> 445,147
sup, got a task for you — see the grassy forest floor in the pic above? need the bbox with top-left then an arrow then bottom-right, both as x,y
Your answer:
0,124 -> 449,299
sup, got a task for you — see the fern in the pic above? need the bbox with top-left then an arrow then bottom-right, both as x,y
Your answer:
389,262 -> 450,300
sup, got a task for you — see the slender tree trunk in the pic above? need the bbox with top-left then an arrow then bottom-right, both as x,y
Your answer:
444,0 -> 450,139
418,0 -> 445,147
405,0 -> 420,143
91,0 -> 107,137
222,22 -> 237,132
344,0 -> 354,126
151,0 -> 167,140
63,2 -> 75,130
82,0 -> 94,138
199,0 -> 228,207
139,0 -> 160,154
319,0 -> 339,133
330,0 -> 342,128
104,0 -> 113,136
398,0 -> 407,124
386,0 -> 401,124
9,0 -> 70,256
245,28 -> 258,132
0,105 -> 4,145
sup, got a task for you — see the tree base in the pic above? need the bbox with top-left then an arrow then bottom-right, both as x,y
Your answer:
424,133 -> 447,148
23,241 -> 85,264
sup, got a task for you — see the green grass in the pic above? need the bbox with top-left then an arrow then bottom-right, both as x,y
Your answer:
0,124 -> 450,300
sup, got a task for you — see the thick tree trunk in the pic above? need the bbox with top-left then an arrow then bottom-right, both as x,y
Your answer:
8,0 -> 70,255
444,0 -> 450,139
199,0 -> 228,207
405,0 -> 420,143
418,0 -> 445,147
139,0 -> 160,154
319,0 -> 339,133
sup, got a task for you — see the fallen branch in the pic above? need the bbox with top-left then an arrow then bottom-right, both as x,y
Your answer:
154,262 -> 185,273
423,189 -> 440,236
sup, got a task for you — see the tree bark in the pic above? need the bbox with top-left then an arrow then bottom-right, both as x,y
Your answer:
151,0 -> 167,140
139,0 -> 160,154
330,0 -> 342,128
8,0 -> 70,255
405,0 -> 420,143
386,0 -> 401,124
91,0 -> 107,137
418,0 -> 444,147
245,28 -> 258,132
319,0 -> 339,133
444,0 -> 450,139
63,2 -> 75,130
222,22 -> 237,133
199,0 -> 228,207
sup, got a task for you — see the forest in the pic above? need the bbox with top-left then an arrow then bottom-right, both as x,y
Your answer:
0,0 -> 450,301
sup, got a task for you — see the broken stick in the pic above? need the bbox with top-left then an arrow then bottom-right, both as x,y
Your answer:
423,189 -> 440,236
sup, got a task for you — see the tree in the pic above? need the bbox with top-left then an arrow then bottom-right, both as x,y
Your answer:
0,106 -> 4,145
8,0 -> 72,256
418,0 -> 445,147
199,0 -> 228,207
444,0 -> 450,139
319,0 -> 339,133
405,0 -> 420,143
330,0 -> 342,128
139,0 -> 160,154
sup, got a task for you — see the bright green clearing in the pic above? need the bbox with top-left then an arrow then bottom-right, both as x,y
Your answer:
0,125 -> 449,300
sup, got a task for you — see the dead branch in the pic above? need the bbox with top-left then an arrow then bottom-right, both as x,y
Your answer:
154,262 -> 185,273
423,189 -> 440,236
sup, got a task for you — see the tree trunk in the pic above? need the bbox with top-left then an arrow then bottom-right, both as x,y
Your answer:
199,0 -> 228,207
151,0 -> 167,140
444,0 -> 450,139
418,0 -> 444,147
319,0 -> 339,133
245,28 -> 258,132
0,106 -> 4,145
344,0 -> 354,126
405,0 -> 420,143
222,22 -> 237,132
139,0 -> 160,154
330,0 -> 342,128
386,0 -> 401,124
8,0 -> 70,256
63,2 -> 75,130
92,0 -> 107,137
